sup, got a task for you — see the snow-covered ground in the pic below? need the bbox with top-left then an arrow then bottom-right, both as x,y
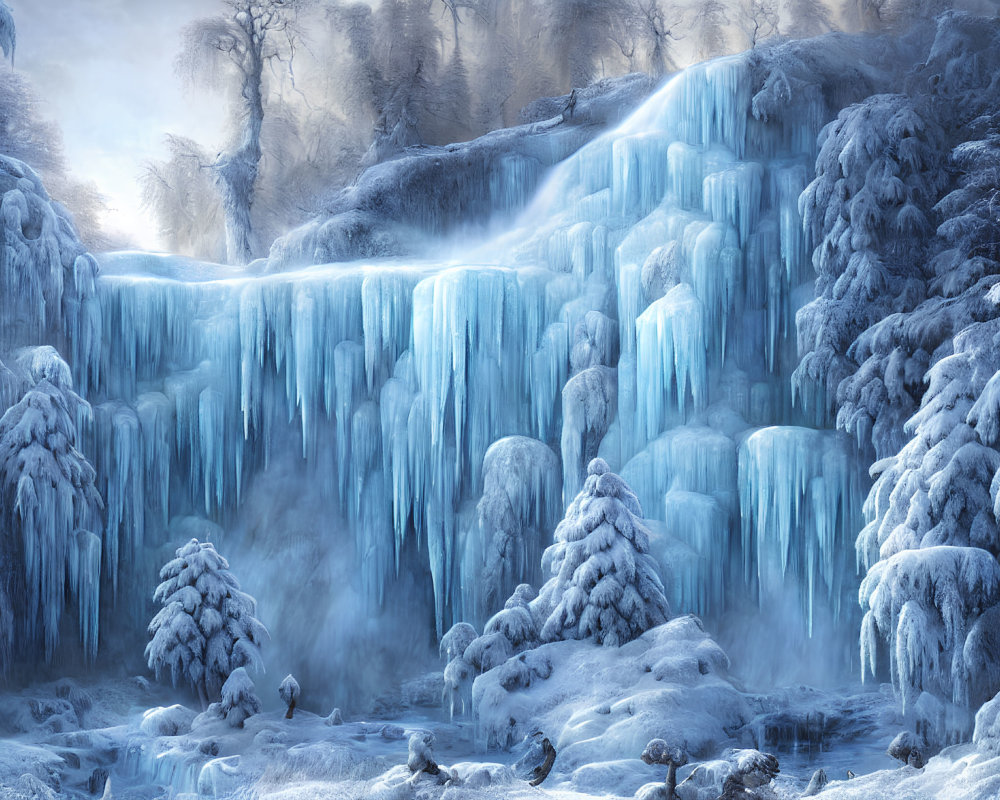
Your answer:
1,664 -> 996,800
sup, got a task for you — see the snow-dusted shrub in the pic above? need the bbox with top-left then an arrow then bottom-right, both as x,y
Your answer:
440,622 -> 477,663
464,632 -> 513,672
215,667 -> 261,728
279,674 -> 300,719
532,458 -> 670,647
146,538 -> 268,707
440,621 -> 478,718
483,584 -> 539,650
0,347 -> 102,671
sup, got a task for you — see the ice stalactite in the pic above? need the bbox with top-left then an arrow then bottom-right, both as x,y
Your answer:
738,427 -> 864,636
662,489 -> 729,616
635,285 -> 708,440
47,45 -> 866,686
464,436 -> 561,625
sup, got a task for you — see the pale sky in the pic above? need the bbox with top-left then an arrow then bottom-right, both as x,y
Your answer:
13,0 -> 229,250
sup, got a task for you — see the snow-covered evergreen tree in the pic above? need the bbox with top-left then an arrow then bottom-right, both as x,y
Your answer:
794,13 -> 1000,739
215,666 -> 261,728
0,347 -> 102,670
532,458 -> 670,646
795,91 -> 945,443
146,538 -> 268,707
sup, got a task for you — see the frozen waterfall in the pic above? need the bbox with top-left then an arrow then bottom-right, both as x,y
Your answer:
57,54 -> 866,698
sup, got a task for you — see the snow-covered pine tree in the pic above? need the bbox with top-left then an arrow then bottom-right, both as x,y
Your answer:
793,14 -> 1000,740
794,91 -> 945,443
533,458 -> 669,646
0,347 -> 102,671
859,319 -> 1000,739
146,538 -> 268,707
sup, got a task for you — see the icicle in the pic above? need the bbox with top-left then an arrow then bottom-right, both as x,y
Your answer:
738,427 -> 864,634
635,284 -> 708,440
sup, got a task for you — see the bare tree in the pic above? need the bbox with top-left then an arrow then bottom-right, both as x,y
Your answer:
140,135 -> 226,262
692,0 -> 732,60
740,0 -> 779,48
179,0 -> 309,265
611,0 -> 684,76
781,0 -> 833,38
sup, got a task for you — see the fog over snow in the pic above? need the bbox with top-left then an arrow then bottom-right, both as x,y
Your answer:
13,0 -> 227,249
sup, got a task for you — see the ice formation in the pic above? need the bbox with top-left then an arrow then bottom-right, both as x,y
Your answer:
1,43 -> 880,700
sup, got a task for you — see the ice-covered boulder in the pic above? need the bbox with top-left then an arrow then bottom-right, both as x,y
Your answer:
140,705 -> 197,737
974,692 -> 1000,756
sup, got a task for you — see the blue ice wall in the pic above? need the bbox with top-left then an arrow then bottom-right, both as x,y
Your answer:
62,55 -> 866,695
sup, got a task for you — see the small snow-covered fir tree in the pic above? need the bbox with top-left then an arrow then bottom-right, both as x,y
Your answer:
533,458 -> 670,646
146,538 -> 268,707
216,667 -> 261,728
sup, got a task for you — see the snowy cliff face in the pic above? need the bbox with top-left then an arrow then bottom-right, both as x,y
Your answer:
44,39 -> 906,708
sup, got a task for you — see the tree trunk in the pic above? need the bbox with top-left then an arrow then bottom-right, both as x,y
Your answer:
285,697 -> 296,719
215,50 -> 264,265
528,738 -> 556,786
665,761 -> 678,800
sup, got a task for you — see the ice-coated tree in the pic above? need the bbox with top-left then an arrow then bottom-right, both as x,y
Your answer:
0,348 -> 102,670
781,0 -> 833,39
179,0 -> 309,264
215,666 -> 262,728
279,673 -> 300,718
333,0 -> 440,167
795,92 -> 945,444
0,1 -> 14,64
146,538 -> 268,707
797,14 -> 1000,740
859,324 -> 1000,736
533,458 -> 670,646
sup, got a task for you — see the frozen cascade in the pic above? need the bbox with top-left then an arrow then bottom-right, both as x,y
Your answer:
738,427 -> 865,636
28,51 -> 863,692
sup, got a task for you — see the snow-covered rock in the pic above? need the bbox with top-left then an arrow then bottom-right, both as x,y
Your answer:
473,615 -> 747,764
140,705 -> 197,737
